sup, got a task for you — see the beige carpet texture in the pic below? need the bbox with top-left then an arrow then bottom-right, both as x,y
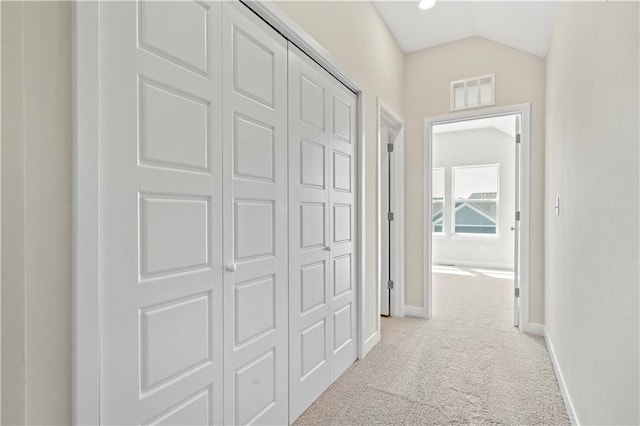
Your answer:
294,266 -> 570,425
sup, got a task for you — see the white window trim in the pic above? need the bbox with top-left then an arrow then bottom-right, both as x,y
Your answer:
450,163 -> 500,238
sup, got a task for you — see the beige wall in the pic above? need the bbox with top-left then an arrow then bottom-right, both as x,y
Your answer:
1,2 -> 72,424
276,1 -> 405,340
0,1 -> 404,422
544,2 -> 639,424
403,37 -> 546,322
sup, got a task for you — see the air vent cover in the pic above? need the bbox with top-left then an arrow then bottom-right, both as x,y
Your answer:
450,74 -> 495,111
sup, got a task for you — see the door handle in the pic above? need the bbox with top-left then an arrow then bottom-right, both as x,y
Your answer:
226,263 -> 237,273
323,246 -> 331,252
510,226 -> 516,231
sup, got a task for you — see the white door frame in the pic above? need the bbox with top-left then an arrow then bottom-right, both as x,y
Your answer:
423,103 -> 531,331
376,98 -> 405,321
72,1 -> 366,423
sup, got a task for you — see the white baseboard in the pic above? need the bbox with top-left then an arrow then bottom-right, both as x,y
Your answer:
433,259 -> 513,270
526,322 -> 544,336
361,331 -> 379,359
543,326 -> 580,425
404,305 -> 426,318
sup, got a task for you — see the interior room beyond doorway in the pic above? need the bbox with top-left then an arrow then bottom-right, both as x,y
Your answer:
431,114 -> 519,328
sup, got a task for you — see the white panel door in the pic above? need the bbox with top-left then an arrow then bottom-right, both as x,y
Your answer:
222,3 -> 289,425
288,44 -> 358,422
380,126 -> 391,317
100,1 -> 223,424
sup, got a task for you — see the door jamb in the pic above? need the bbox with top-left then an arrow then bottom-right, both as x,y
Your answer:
423,104 -> 531,331
73,1 -> 368,423
376,98 -> 405,325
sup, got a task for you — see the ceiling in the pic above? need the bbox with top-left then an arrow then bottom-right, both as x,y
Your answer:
433,114 -> 517,137
372,1 -> 558,57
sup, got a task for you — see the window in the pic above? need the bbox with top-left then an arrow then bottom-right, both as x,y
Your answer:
452,165 -> 499,235
432,168 -> 445,234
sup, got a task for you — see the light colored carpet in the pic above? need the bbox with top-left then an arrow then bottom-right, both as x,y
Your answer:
294,266 -> 570,425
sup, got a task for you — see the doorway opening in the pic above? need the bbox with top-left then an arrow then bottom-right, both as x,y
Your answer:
424,105 -> 531,330
377,100 -> 404,320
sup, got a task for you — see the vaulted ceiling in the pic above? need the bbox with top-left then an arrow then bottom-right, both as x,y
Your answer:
372,1 -> 558,57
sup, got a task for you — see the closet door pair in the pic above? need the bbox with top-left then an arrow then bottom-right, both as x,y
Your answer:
98,2 -> 287,424
288,46 -> 358,421
221,17 -> 359,422
96,1 -> 355,424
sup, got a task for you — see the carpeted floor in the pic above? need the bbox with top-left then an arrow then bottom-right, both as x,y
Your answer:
294,266 -> 570,425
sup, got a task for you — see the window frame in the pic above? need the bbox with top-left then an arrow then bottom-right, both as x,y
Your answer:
431,167 -> 446,237
450,164 -> 500,239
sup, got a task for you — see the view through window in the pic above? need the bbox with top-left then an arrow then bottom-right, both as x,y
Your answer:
432,168 -> 445,233
452,165 -> 499,234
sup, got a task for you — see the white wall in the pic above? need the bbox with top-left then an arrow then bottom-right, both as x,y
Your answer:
1,2 -> 72,424
404,37 -> 545,322
544,2 -> 639,424
276,1 -> 405,343
432,127 -> 515,269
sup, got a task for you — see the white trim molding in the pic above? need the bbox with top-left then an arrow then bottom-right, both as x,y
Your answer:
526,322 -> 545,337
404,305 -> 427,318
543,327 -> 580,425
363,331 -> 380,358
376,98 -> 406,323
424,104 -> 532,329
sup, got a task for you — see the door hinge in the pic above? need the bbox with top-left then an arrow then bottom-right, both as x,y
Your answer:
515,288 -> 520,298
516,134 -> 521,144
387,212 -> 394,222
387,143 -> 394,153
388,280 -> 394,290
515,211 -> 520,221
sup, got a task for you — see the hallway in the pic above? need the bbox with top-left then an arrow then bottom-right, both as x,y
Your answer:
294,267 -> 569,424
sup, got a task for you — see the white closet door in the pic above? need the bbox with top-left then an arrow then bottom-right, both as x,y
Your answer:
99,1 -> 223,424
288,44 -> 358,422
221,3 -> 289,425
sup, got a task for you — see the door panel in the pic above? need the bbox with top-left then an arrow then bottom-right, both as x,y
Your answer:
289,43 -> 358,422
288,46 -> 332,420
380,127 -> 391,316
222,3 -> 288,425
100,1 -> 223,424
329,88 -> 357,382
514,115 -> 522,327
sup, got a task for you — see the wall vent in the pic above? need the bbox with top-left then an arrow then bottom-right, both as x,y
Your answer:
450,74 -> 495,111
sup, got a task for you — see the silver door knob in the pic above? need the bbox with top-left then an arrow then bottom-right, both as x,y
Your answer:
226,263 -> 237,273
510,226 -> 516,231
323,246 -> 331,251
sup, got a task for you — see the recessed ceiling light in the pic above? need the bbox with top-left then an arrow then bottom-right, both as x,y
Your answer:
418,0 -> 436,10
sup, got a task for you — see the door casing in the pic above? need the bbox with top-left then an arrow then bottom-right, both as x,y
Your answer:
422,104 -> 531,331
376,99 -> 405,323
